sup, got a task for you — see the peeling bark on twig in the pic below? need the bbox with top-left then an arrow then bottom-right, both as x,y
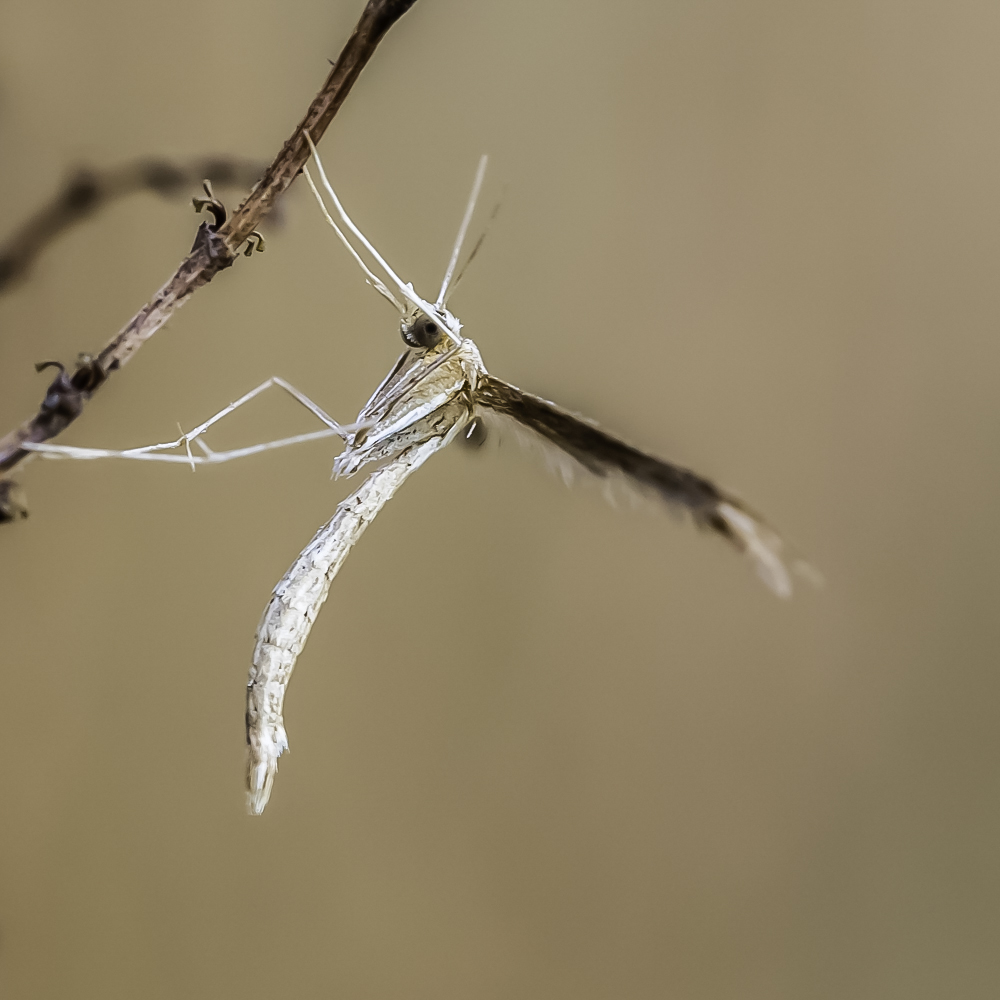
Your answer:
0,0 -> 420,497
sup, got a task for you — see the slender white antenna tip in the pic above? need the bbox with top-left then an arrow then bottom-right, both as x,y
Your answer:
437,154 -> 488,308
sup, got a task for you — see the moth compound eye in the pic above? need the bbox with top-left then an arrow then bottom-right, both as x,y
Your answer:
401,316 -> 444,349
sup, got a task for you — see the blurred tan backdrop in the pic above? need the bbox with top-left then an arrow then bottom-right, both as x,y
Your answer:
2,1 -> 999,997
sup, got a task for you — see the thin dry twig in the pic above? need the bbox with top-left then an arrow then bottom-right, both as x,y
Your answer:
0,157 -> 268,295
0,0 -> 419,497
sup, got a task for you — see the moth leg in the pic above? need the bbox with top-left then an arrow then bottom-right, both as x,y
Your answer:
22,376 -> 364,465
179,376 -> 346,441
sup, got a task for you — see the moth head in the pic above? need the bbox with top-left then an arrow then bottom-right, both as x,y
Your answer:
303,132 -> 487,351
400,307 -> 451,350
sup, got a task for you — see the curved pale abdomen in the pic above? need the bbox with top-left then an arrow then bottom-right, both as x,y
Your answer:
246,429 -> 460,815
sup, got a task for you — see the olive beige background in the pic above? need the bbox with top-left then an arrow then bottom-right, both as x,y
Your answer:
1,2 -> 998,998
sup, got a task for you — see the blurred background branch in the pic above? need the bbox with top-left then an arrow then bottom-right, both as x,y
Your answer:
0,0 -> 419,509
0,156 -> 268,297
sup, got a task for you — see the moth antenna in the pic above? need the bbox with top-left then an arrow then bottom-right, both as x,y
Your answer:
302,164 -> 404,313
303,132 -> 460,342
445,196 -> 503,306
436,154 -> 488,308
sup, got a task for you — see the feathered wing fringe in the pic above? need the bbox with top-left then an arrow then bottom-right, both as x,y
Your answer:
473,374 -> 795,598
245,429 -> 458,815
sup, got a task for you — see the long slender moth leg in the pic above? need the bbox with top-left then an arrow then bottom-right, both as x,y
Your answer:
22,429 -> 344,464
246,420 -> 465,816
262,377 -> 343,433
145,375 -> 348,447
21,377 -> 359,464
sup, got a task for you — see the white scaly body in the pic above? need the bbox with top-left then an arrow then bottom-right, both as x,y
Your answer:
245,339 -> 483,814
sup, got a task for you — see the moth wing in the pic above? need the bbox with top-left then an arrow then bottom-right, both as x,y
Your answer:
473,374 -> 795,597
